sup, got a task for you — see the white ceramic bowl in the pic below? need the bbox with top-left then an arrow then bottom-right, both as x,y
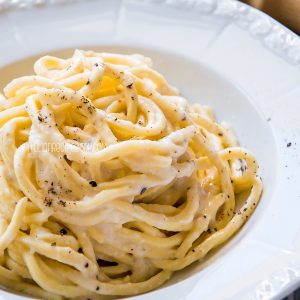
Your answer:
0,0 -> 299,299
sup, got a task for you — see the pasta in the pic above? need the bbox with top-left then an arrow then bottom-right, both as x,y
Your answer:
0,50 -> 262,299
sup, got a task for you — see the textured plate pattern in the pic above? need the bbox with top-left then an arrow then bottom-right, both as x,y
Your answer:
2,0 -> 299,65
147,0 -> 300,65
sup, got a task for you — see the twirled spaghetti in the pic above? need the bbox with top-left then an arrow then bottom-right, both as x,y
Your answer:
0,50 -> 262,299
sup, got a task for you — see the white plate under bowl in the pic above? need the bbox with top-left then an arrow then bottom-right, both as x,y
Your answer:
0,1 -> 299,300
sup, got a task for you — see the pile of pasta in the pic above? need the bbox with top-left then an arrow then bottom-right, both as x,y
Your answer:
0,50 -> 262,299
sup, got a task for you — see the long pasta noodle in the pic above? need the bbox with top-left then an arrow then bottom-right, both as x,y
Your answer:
0,50 -> 262,298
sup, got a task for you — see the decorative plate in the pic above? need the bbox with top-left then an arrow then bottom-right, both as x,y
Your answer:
0,0 -> 299,299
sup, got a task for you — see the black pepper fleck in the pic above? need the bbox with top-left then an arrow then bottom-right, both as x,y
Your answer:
59,228 -> 67,235
44,197 -> 52,207
48,187 -> 57,195
58,200 -> 66,207
140,187 -> 147,195
89,181 -> 97,187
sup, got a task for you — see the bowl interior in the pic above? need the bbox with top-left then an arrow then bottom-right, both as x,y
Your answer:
0,46 -> 278,299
